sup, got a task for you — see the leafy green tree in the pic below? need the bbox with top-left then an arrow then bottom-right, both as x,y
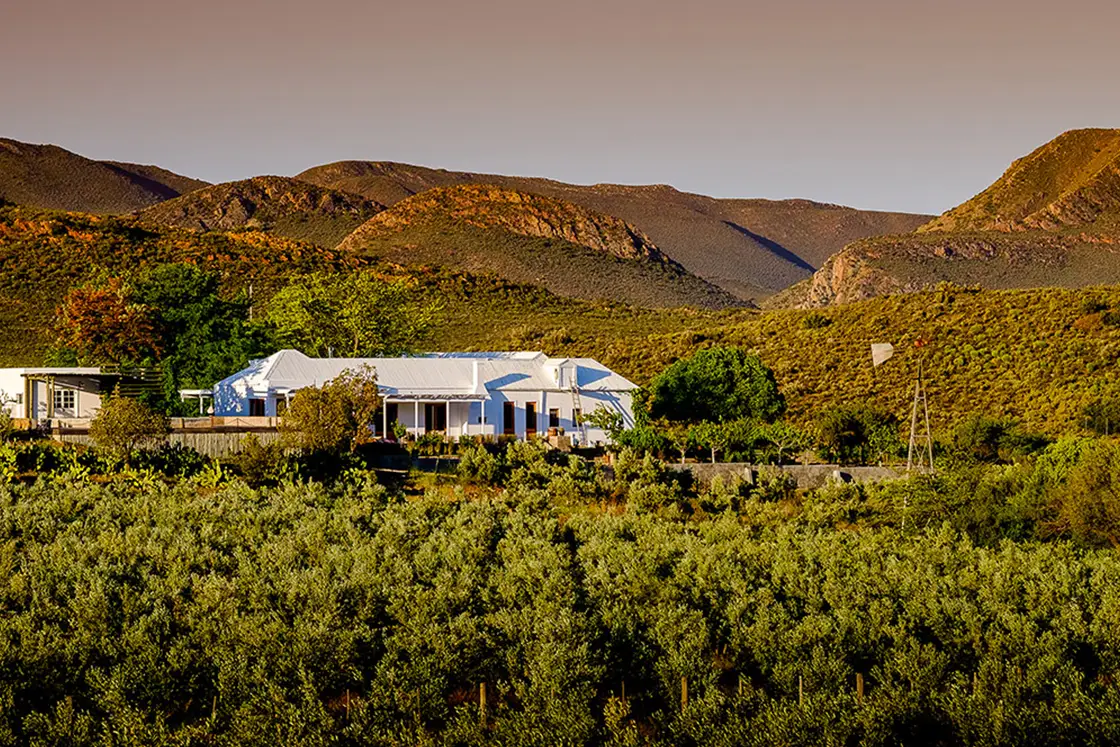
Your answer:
89,395 -> 171,462
950,413 -> 1048,464
759,421 -> 810,464
266,272 -> 441,357
660,419 -> 694,464
279,366 -> 381,453
1051,439 -> 1120,547
689,418 -> 761,463
816,404 -> 901,465
132,263 -> 270,401
53,264 -> 271,413
648,346 -> 784,424
692,421 -> 729,464
581,407 -> 625,439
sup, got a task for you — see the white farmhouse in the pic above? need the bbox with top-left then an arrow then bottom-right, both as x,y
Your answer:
208,350 -> 638,444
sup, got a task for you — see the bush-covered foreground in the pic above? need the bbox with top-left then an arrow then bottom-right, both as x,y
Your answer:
6,475 -> 1120,745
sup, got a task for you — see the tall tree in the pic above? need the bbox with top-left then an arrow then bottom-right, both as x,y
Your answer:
279,366 -> 382,453
266,272 -> 440,357
55,278 -> 161,364
648,347 -> 785,424
54,264 -> 272,412
132,263 -> 269,396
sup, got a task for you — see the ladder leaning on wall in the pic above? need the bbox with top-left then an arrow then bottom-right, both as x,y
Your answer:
570,382 -> 585,446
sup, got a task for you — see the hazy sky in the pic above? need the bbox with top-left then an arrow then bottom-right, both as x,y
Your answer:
3,0 -> 1119,214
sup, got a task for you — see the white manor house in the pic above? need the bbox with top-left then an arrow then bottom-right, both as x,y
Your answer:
206,350 -> 637,444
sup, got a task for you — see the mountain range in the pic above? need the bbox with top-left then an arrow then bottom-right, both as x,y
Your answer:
0,138 -> 208,214
4,129 -> 1120,314
0,137 -> 930,307
295,160 -> 930,300
784,128 -> 1120,307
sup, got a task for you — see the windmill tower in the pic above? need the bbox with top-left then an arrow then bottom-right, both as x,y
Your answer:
906,351 -> 934,473
871,339 -> 934,473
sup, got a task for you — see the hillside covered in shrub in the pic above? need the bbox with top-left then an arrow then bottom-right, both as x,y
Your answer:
594,284 -> 1120,436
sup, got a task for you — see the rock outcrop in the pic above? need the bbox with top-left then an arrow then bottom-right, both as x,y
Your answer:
339,184 -> 675,266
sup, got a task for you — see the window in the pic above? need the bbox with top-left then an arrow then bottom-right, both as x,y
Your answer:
503,402 -> 516,435
53,389 -> 75,411
525,402 -> 537,437
573,408 -> 581,424
549,408 -> 560,429
15,393 -> 22,405
249,398 -> 266,417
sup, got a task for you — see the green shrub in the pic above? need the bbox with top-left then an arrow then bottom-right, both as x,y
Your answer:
458,443 -> 502,485
801,312 -> 832,329
234,433 -> 287,486
0,408 -> 13,442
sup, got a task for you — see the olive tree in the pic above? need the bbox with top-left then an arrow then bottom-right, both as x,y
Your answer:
89,396 -> 171,462
279,366 -> 381,453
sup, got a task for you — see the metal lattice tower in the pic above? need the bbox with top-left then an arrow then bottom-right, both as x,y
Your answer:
906,358 -> 934,473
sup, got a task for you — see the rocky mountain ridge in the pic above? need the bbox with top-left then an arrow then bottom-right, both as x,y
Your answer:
0,138 -> 208,214
300,160 -> 930,300
137,176 -> 383,247
785,129 -> 1120,307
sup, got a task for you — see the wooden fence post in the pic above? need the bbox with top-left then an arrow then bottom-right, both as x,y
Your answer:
856,673 -> 864,705
621,680 -> 626,706
480,682 -> 487,729
681,676 -> 688,710
345,689 -> 350,721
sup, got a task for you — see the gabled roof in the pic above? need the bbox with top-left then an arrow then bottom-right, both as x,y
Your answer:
213,349 -> 637,398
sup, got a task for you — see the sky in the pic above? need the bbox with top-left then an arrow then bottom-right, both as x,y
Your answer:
2,0 -> 1119,214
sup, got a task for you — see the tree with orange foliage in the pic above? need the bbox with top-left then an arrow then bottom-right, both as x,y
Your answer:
55,278 -> 161,364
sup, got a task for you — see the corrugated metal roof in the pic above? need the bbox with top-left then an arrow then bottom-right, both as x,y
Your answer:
216,349 -> 637,398
16,368 -> 104,376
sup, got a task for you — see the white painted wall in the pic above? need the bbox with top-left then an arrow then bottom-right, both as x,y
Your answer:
0,371 -> 106,420
475,389 -> 633,444
0,369 -> 24,418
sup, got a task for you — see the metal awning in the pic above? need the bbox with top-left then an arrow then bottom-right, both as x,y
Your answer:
382,393 -> 488,402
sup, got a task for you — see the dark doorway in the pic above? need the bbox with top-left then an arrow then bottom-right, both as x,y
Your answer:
249,398 -> 265,417
425,403 -> 447,433
549,408 -> 560,430
386,403 -> 399,438
525,402 -> 537,437
503,402 -> 516,435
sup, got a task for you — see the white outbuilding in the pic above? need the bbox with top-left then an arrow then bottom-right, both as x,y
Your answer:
206,349 -> 638,444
